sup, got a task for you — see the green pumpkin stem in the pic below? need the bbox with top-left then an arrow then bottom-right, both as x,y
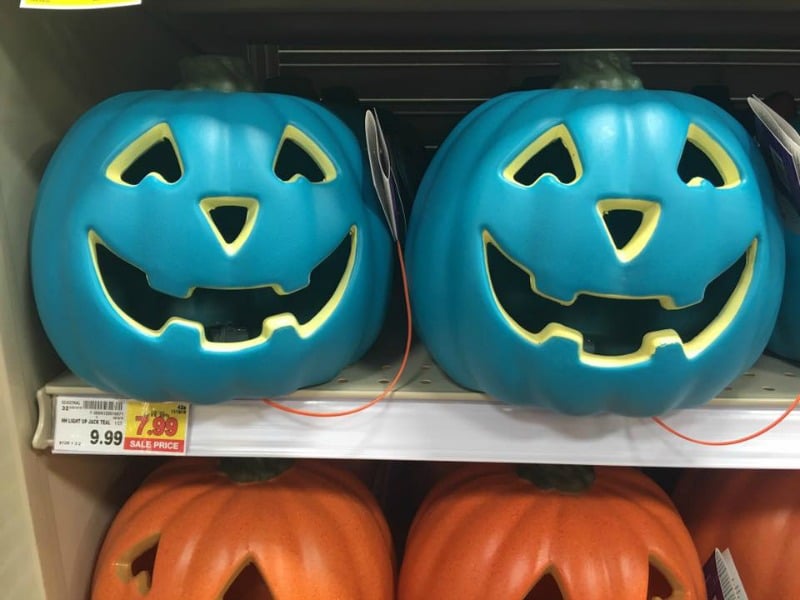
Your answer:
553,51 -> 643,90
219,457 -> 295,483
516,464 -> 596,494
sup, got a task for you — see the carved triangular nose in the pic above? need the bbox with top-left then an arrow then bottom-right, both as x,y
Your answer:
597,199 -> 661,263
200,197 -> 259,256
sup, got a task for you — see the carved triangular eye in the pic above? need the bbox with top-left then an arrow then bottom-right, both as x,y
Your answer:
524,572 -> 563,598
107,123 -> 183,185
648,561 -> 675,600
678,124 -> 740,188
223,561 -> 275,600
117,534 -> 160,594
504,124 -> 582,186
130,538 -> 158,583
274,125 -> 337,183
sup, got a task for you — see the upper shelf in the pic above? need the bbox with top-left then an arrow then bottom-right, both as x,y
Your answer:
144,1 -> 800,51
149,0 -> 800,11
33,342 -> 800,469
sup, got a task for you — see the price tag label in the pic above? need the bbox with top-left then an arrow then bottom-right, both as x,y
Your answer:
21,0 -> 141,9
53,397 -> 190,455
123,401 -> 189,454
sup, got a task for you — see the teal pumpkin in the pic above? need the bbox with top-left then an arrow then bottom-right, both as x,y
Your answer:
406,89 -> 783,415
31,91 -> 392,404
767,195 -> 800,361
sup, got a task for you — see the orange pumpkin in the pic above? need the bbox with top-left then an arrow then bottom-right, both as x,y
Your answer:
398,464 -> 704,600
92,458 -> 395,599
673,468 -> 800,600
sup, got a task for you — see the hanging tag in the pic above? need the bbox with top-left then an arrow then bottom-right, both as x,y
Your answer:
703,548 -> 748,600
21,0 -> 140,8
53,397 -> 189,455
365,108 -> 406,242
749,95 -> 800,219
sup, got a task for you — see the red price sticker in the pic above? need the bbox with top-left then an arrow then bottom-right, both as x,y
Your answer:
123,401 -> 189,454
20,1 -> 142,9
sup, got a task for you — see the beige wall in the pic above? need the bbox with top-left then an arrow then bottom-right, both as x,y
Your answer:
0,7 -> 187,598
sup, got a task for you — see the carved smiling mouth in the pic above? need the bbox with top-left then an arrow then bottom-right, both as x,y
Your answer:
483,231 -> 756,366
89,227 -> 356,350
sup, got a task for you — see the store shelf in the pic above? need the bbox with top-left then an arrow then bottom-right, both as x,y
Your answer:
145,1 -> 800,52
33,343 -> 800,468
148,0 -> 800,12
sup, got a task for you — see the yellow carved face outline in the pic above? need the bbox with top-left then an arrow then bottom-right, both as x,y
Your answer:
92,120 -> 357,352
485,120 -> 753,366
483,231 -> 757,366
89,227 -> 358,352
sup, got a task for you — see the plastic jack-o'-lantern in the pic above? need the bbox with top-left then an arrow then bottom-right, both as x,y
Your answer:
673,468 -> 800,600
405,87 -> 783,415
31,91 -> 392,404
767,194 -> 800,361
398,464 -> 705,600
92,458 -> 395,599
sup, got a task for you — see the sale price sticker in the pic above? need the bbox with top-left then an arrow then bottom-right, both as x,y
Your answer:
123,402 -> 189,454
53,397 -> 190,455
21,0 -> 141,9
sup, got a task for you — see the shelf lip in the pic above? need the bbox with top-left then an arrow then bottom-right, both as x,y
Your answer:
32,349 -> 800,467
148,1 -> 800,14
145,8 -> 800,51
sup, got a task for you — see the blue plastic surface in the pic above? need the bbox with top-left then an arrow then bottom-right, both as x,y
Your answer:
31,91 -> 392,404
406,89 -> 784,416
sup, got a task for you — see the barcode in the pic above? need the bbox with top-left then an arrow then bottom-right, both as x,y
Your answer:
716,550 -> 747,600
81,399 -> 125,412
719,568 -> 735,599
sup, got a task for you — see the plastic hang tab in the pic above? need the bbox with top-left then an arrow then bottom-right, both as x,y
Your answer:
749,95 -> 800,222
365,108 -> 406,242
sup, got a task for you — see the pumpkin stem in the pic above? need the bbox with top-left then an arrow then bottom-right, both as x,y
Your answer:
553,51 -> 643,90
174,55 -> 257,93
219,457 -> 294,483
516,464 -> 595,494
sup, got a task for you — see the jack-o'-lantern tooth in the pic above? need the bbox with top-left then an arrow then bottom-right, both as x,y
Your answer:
143,270 -> 194,300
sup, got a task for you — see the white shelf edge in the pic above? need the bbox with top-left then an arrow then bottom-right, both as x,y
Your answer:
32,347 -> 800,468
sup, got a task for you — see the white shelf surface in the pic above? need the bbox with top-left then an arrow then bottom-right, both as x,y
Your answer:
34,344 -> 800,468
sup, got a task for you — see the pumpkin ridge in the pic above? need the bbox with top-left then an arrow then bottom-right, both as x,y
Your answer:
298,486 -> 377,596
149,485 -> 241,597
98,471 -> 222,564
516,489 -> 569,597
544,491 -> 654,598
404,466 -> 551,598
243,465 -> 391,598
304,463 -> 395,563
414,465 -> 514,518
589,470 -> 705,598
401,475 -> 499,595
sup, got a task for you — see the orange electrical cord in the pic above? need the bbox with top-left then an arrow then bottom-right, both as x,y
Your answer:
263,239 -> 412,418
651,393 -> 800,446
265,236 -> 800,440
